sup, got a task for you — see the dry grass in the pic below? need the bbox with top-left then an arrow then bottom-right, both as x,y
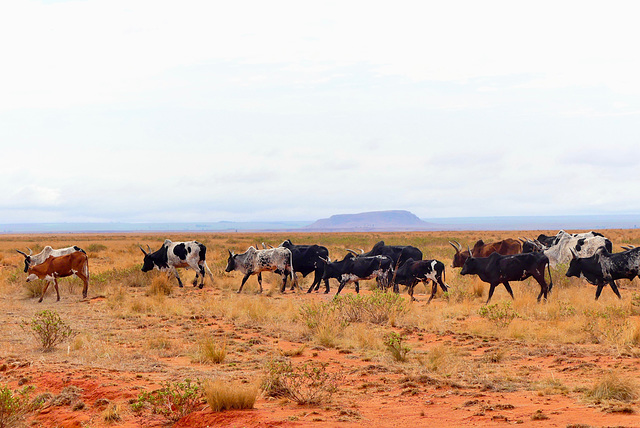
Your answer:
586,371 -> 639,403
1,230 -> 640,425
204,379 -> 258,411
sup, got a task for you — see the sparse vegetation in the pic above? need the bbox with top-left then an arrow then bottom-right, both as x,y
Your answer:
585,371 -> 638,403
384,332 -> 410,362
193,337 -> 227,364
263,359 -> 341,405
21,310 -> 77,352
0,385 -> 33,428
133,379 -> 202,422
204,379 -> 258,411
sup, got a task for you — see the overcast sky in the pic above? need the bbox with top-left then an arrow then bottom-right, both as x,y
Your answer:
2,0 -> 639,223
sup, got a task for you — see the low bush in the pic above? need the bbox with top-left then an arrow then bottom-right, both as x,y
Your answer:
0,384 -> 34,428
132,379 -> 202,422
262,359 -> 341,405
478,301 -> 519,328
384,332 -> 410,362
21,310 -> 77,352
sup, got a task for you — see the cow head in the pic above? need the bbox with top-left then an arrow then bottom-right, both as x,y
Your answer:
565,249 -> 583,278
16,248 -> 33,272
449,241 -> 470,268
225,250 -> 237,272
459,253 -> 478,276
139,245 -> 155,272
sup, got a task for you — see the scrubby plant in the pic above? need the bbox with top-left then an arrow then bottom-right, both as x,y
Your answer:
204,379 -> 258,411
478,301 -> 519,328
132,379 -> 202,422
21,310 -> 77,352
384,332 -> 410,362
262,359 -> 341,405
0,385 -> 34,428
299,301 -> 347,347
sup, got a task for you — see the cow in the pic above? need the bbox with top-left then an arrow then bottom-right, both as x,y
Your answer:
278,240 -> 330,294
523,233 -> 612,267
23,252 -> 89,302
565,247 -> 640,300
322,253 -> 393,297
354,241 -> 422,267
225,246 -> 297,294
391,258 -> 449,302
16,245 -> 85,273
139,240 -> 214,289
460,251 -> 553,304
449,239 -> 522,268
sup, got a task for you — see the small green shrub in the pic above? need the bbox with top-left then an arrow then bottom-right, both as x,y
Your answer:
478,301 -> 519,327
132,379 -> 202,422
0,385 -> 34,428
86,243 -> 107,252
262,359 -> 341,405
21,310 -> 77,352
384,332 -> 410,362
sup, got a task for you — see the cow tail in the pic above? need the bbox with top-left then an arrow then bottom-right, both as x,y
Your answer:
546,259 -> 553,293
83,252 -> 90,281
289,250 -> 298,289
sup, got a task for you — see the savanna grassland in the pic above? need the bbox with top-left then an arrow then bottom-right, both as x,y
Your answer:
1,230 -> 640,427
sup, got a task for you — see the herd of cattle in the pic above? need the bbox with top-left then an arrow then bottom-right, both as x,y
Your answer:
13,230 -> 640,304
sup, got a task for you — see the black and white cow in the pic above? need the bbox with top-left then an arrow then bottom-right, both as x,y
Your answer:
225,246 -> 296,294
279,240 -> 330,293
565,247 -> 640,300
460,251 -> 553,304
139,239 -> 213,288
523,231 -> 611,267
16,245 -> 85,273
322,253 -> 393,297
392,258 -> 449,302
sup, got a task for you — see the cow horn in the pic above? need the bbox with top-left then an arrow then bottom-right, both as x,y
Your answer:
467,246 -> 473,257
359,249 -> 365,254
228,249 -> 234,257
346,249 -> 359,256
139,245 -> 148,256
26,247 -> 33,256
318,257 -> 329,263
16,249 -> 28,258
147,244 -> 152,253
449,241 -> 461,252
569,248 -> 577,259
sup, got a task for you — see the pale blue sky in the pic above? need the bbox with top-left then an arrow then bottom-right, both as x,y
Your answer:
2,0 -> 639,223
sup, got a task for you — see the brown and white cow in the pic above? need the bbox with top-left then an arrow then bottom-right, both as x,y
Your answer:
23,252 -> 89,302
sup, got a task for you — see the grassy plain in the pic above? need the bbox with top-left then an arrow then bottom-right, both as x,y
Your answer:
0,230 -> 640,427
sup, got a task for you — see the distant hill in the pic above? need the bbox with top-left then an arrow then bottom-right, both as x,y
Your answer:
305,210 -> 437,231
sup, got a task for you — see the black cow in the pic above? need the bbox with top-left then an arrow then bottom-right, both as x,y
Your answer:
279,240 -> 330,293
356,241 -> 422,267
392,258 -> 449,302
460,252 -> 553,304
322,253 -> 393,297
139,239 -> 213,288
565,247 -> 640,300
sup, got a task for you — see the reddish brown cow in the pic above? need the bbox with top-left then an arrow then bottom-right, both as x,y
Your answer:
449,238 -> 522,268
25,252 -> 89,302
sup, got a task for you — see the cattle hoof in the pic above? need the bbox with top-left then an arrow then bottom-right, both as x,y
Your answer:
38,299 -> 43,303
199,284 -> 204,289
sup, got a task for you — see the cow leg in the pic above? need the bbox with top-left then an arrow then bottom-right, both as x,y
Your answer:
486,283 -> 498,304
533,272 -> 549,302
355,281 -> 360,294
195,265 -> 206,289
170,267 -> 184,287
39,280 -> 51,303
335,280 -> 348,297
53,278 -> 60,302
502,281 -> 515,299
609,280 -> 622,299
257,272 -> 263,294
237,273 -> 252,294
76,271 -> 89,299
427,280 -> 438,303
289,272 -> 297,291
595,284 -> 605,300
281,272 -> 288,293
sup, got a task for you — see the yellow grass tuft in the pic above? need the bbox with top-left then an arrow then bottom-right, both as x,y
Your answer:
193,337 -> 227,364
586,371 -> 638,403
204,379 -> 258,412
